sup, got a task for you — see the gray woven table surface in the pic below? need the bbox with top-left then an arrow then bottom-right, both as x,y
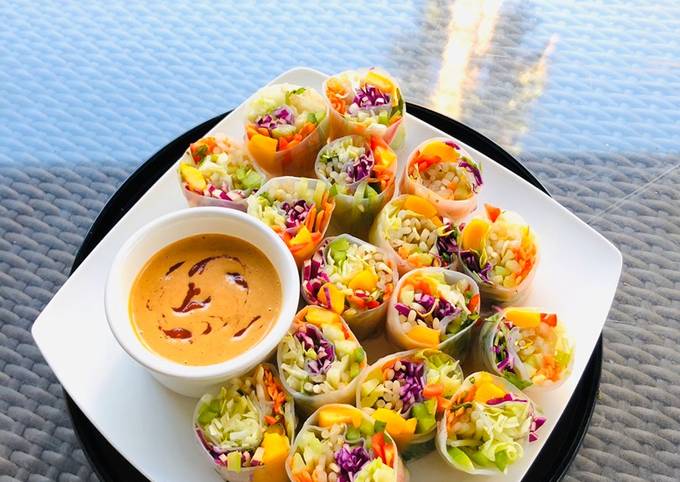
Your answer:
1,0 -> 678,481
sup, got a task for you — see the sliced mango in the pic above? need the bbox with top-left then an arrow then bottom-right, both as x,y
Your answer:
365,70 -> 395,94
317,282 -> 345,314
247,134 -> 278,172
407,325 -> 440,347
374,145 -> 396,167
372,408 -> 417,443
262,432 -> 290,464
460,218 -> 491,252
179,163 -> 207,192
254,432 -> 289,482
289,225 -> 312,246
420,140 -> 460,163
318,405 -> 362,428
403,195 -> 438,218
474,381 -> 506,403
348,269 -> 379,292
303,306 -> 341,327
504,307 -> 541,329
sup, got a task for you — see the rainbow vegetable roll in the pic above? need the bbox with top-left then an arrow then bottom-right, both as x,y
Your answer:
302,235 -> 397,339
178,135 -> 267,210
386,268 -> 480,360
286,404 -> 408,482
315,135 -> 397,237
324,67 -> 406,148
435,372 -> 544,475
193,364 -> 296,482
277,306 -> 367,415
356,349 -> 463,458
458,204 -> 539,304
247,177 -> 335,267
369,195 -> 459,276
245,83 -> 329,177
401,138 -> 482,220
478,307 -> 574,391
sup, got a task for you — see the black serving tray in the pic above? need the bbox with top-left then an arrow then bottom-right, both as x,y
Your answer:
67,103 -> 601,482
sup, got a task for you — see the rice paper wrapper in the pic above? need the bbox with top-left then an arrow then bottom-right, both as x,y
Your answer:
400,137 -> 480,221
386,268 -> 479,361
277,306 -> 367,416
178,138 -> 267,211
369,195 -> 455,276
435,371 -> 541,475
458,208 -> 539,305
316,135 -> 397,238
476,310 -> 574,392
301,234 -> 398,340
193,363 -> 296,482
323,68 -> 406,149
247,176 -> 335,268
286,404 -> 409,482
355,349 -> 464,458
245,84 -> 329,177
460,252 -> 538,305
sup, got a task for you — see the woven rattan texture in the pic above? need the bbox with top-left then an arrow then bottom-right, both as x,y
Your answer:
1,1 -> 679,481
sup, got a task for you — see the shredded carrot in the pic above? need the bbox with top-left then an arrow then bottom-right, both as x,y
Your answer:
422,383 -> 444,398
264,415 -> 277,425
257,127 -> 270,137
246,125 -> 258,141
286,139 -> 300,150
305,205 -> 317,230
278,136 -> 289,150
348,295 -> 366,308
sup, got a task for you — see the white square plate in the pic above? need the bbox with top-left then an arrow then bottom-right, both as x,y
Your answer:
32,67 -> 622,481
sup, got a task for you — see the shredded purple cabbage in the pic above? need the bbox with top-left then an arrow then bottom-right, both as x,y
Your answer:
394,303 -> 411,317
255,106 -> 295,131
433,298 -> 459,319
444,140 -> 460,150
281,200 -> 310,228
486,392 -> 527,405
459,158 -> 483,190
529,415 -> 546,442
391,360 -> 425,416
294,324 -> 336,375
436,228 -> 459,264
336,444 -> 372,482
460,250 -> 492,284
301,247 -> 330,303
413,292 -> 436,313
346,151 -> 375,183
496,351 -> 514,372
352,85 -> 391,110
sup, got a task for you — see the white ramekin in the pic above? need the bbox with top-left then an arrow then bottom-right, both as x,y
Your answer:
104,207 -> 299,397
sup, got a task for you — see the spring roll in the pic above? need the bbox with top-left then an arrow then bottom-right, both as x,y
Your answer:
323,67 -> 406,148
286,404 -> 408,482
247,177 -> 335,267
356,349 -> 463,458
245,83 -> 329,177
315,135 -> 397,237
477,307 -> 574,391
193,364 -> 296,482
435,372 -> 545,475
301,235 -> 397,339
277,306 -> 367,416
386,268 -> 480,361
400,138 -> 482,220
458,204 -> 539,304
369,195 -> 460,276
178,135 -> 267,210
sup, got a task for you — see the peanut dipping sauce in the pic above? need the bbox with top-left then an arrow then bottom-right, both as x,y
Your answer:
129,234 -> 281,366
